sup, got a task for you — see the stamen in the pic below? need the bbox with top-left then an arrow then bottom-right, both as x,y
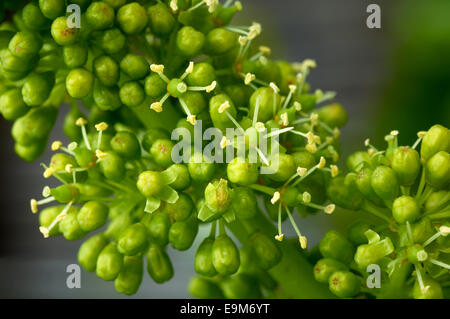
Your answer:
30,199 -> 38,214
284,206 -> 306,249
318,156 -> 326,169
218,101 -> 230,113
244,73 -> 255,85
39,226 -> 50,238
271,191 -> 280,204
187,115 -> 197,125
65,164 -> 73,173
263,126 -> 294,139
293,101 -> 302,111
280,112 -> 289,126
76,117 -> 91,151
259,45 -> 271,56
330,165 -> 339,177
205,81 -> 217,93
305,142 -> 317,154
297,167 -> 307,177
324,204 -> 336,214
170,0 -> 178,12
299,236 -> 307,249
96,150 -> 108,159
275,202 -> 284,241
51,141 -> 62,151
43,167 -> 55,178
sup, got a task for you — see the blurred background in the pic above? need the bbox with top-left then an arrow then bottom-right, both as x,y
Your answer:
0,0 -> 449,298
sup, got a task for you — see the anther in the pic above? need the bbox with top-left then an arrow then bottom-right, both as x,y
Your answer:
218,101 -> 230,113
68,142 -> 78,151
187,115 -> 197,125
30,199 -> 38,214
95,122 -> 108,131
324,204 -> 335,214
39,226 -> 50,238
280,112 -> 289,126
259,46 -> 271,56
220,136 -> 228,149
170,0 -> 178,11
297,167 -> 307,177
299,236 -> 307,249
65,164 -> 73,173
51,141 -> 62,151
271,191 -> 280,204
150,64 -> 165,73
205,81 -> 217,93
302,192 -> 311,203
42,186 -> 51,198
75,117 -> 88,126
330,165 -> 339,177
43,167 -> 55,178
244,73 -> 255,85
151,102 -> 163,112
318,156 -> 326,169
96,150 -> 108,159
275,234 -> 284,242
269,82 -> 279,94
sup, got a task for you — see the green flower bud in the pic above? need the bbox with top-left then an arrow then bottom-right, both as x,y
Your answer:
77,201 -> 109,232
319,230 -> 354,264
147,211 -> 171,246
176,26 -> 205,57
421,124 -> 450,162
78,233 -> 109,272
119,81 -> 145,107
355,167 -> 380,202
66,68 -> 94,98
231,187 -> 257,219
93,81 -> 122,111
227,157 -> 259,185
413,276 -> 443,299
194,237 -> 217,277
39,0 -> 65,20
39,205 -> 66,237
328,271 -> 361,298
370,165 -> 399,201
292,151 -> 316,170
167,164 -> 191,191
354,235 -> 394,268
205,28 -> 236,55
102,0 -> 126,8
146,243 -> 174,284
142,128 -> 170,151
406,244 -> 428,264
188,153 -> 215,182
0,89 -> 29,121
110,131 -> 141,159
147,3 -> 175,37
14,140 -> 46,162
150,139 -> 174,167
117,223 -> 149,256
249,87 -> 280,122
313,258 -> 348,284
268,153 -> 296,182
223,85 -> 252,108
0,48 -> 37,80
51,184 -> 80,204
22,2 -> 51,31
188,277 -> 224,299
205,179 -> 233,214
425,151 -> 449,188
86,1 -> 115,30
180,91 -> 207,114
346,221 -> 370,246
116,2 -> 148,35
73,147 -> 96,168
99,151 -> 125,181
282,186 -> 301,207
120,53 -> 150,80
137,170 -> 164,198
12,106 -> 57,145
8,31 -> 42,59
51,16 -> 78,46
317,103 -> 348,128
96,28 -> 126,55
186,62 -> 215,87
164,193 -> 194,222
424,190 -> 448,212
390,146 -> 420,186
49,153 -> 79,183
392,195 -> 421,224
212,235 -> 240,276
398,217 -> 435,246
59,207 -> 87,241
114,256 -> 143,295
294,94 -> 316,112
249,232 -> 282,270
22,72 -> 53,106
63,43 -> 88,69
96,242 -> 124,281
346,151 -> 371,172
220,274 -> 262,299
242,58 -> 281,85
167,78 -> 186,98
144,73 -> 166,98
77,182 -> 112,198
93,55 -> 119,87
169,216 -> 199,251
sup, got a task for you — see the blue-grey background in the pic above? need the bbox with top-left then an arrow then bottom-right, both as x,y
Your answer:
1,0 -> 448,298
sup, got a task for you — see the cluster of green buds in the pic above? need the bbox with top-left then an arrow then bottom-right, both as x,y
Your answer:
316,124 -> 449,298
1,0 -> 349,297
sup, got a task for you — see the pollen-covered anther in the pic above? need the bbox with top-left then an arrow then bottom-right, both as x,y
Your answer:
42,186 -> 51,198
150,64 -> 165,74
220,136 -> 228,149
187,115 -> 197,125
96,150 -> 108,159
310,112 -> 319,125
218,101 -> 230,113
244,73 -> 256,85
293,101 -> 302,111
275,234 -> 284,242
65,164 -> 73,173
170,0 -> 178,12
75,117 -> 88,127
204,0 -> 219,13
280,113 -> 289,126
247,22 -> 261,40
150,102 -> 163,112
288,85 -> 297,94
305,131 -> 315,145
306,143 -> 317,154
440,226 -> 450,236
238,35 -> 248,46
55,212 -> 67,222
43,167 -> 55,178
299,236 -> 308,249
296,73 -> 304,84
51,141 -> 63,151
302,192 -> 311,204
95,122 -> 108,131
255,122 -> 265,132
318,156 -> 326,169
333,127 -> 340,138
259,45 -> 271,56
302,59 -> 317,70
324,204 -> 336,214
390,130 -> 399,136
417,131 -> 426,138
185,61 -> 194,74
269,82 -> 280,94
297,167 -> 307,177
205,81 -> 217,93
271,191 -> 281,204
364,138 -> 370,147
30,199 -> 38,214
39,226 -> 50,238
330,165 -> 339,177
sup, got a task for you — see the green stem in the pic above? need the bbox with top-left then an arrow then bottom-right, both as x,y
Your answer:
379,261 -> 412,299
228,209 -> 335,299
